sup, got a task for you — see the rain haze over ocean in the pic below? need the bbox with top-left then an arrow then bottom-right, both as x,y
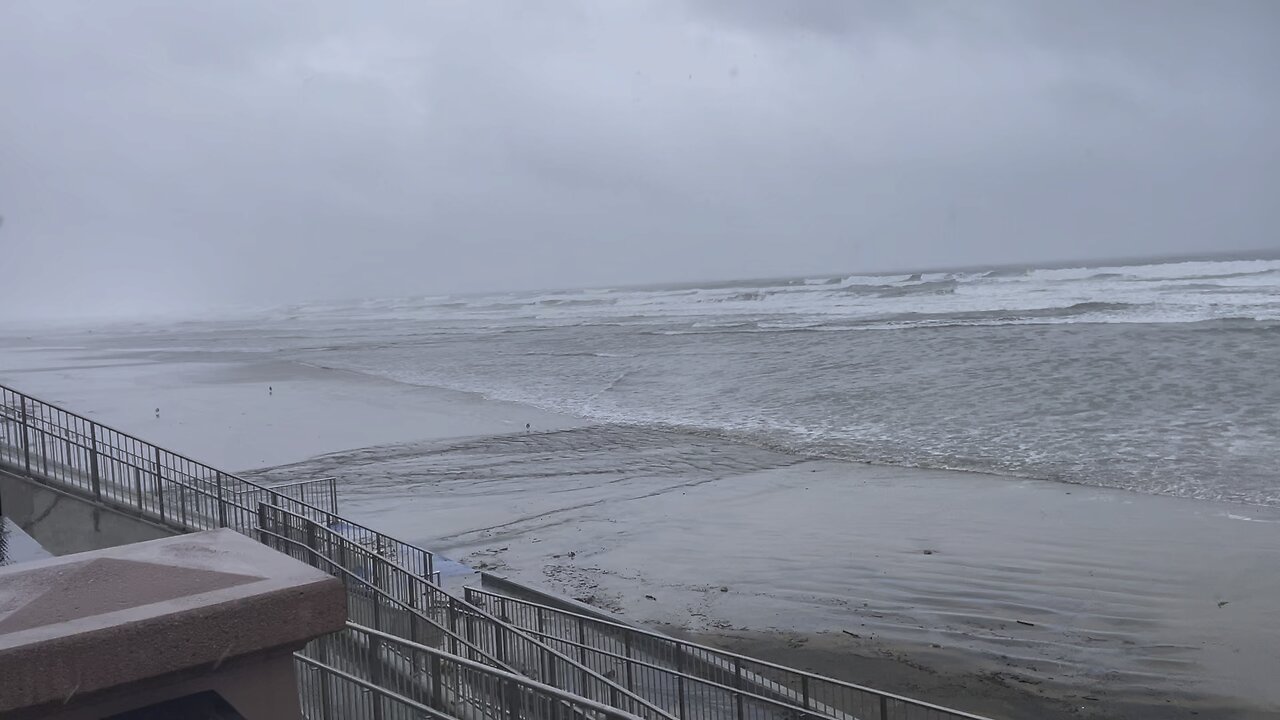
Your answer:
0,1 -> 1276,319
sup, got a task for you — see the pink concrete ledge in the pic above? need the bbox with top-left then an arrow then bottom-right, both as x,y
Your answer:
0,528 -> 346,716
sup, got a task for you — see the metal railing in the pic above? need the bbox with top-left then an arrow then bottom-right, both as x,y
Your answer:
0,383 -> 434,583
259,505 -> 677,720
464,589 -> 991,720
233,476 -> 340,520
257,505 -> 502,670
0,384 -> 671,720
297,623 -> 649,720
0,381 -> 993,720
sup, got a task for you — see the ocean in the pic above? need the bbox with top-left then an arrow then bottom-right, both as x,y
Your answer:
115,255 -> 1280,507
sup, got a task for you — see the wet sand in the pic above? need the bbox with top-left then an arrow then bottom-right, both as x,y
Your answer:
3,345 -> 1278,718
0,344 -> 580,470
254,426 -> 1280,718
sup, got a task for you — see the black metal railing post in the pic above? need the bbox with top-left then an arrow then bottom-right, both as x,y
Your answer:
369,627 -> 385,720
306,518 -> 319,564
18,397 -> 31,476
371,556 -> 383,632
429,652 -> 444,710
504,678 -> 522,720
577,616 -> 591,696
538,607 -> 558,687
88,424 -> 101,501
675,645 -> 687,720
257,503 -> 269,544
624,633 -> 634,692
133,465 -> 143,508
318,637 -> 333,720
494,616 -> 508,665
179,474 -> 189,528
734,657 -> 745,720
215,472 -> 228,528
154,447 -> 166,524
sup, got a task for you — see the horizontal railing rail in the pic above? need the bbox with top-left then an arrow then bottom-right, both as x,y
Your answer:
0,383 -> 434,582
465,589 -> 992,720
298,623 -> 650,720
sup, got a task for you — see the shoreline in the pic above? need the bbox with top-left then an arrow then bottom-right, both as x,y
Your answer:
3,338 -> 1276,512
2,343 -> 1279,717
0,344 -> 587,471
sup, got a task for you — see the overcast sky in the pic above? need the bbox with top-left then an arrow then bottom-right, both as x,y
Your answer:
1,1 -> 1277,318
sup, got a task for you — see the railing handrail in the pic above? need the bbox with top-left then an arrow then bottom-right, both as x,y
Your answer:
260,504 -> 679,720
466,587 -> 994,720
347,622 -> 649,720
259,476 -> 339,491
498,617 -> 855,719
293,654 -> 459,720
0,383 -> 430,579
255,517 -> 506,670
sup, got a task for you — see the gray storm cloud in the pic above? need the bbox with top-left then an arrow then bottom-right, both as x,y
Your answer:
1,0 -> 1277,319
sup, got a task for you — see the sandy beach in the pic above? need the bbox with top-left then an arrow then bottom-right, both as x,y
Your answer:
0,343 -> 582,470
2,342 -> 1277,719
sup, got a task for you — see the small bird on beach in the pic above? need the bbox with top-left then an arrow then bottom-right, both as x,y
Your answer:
525,423 -> 530,432
155,408 -> 160,418
269,386 -> 273,395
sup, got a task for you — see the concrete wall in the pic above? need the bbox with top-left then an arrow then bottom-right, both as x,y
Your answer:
19,649 -> 304,720
0,470 -> 176,556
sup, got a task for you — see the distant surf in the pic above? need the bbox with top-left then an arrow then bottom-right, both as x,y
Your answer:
115,256 -> 1280,507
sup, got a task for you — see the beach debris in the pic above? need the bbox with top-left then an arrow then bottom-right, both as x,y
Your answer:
1217,601 -> 1229,608
644,594 -> 657,601
574,595 -> 597,606
568,551 -> 576,558
922,549 -> 935,555
841,630 -> 861,638
1016,620 -> 1036,627
719,586 -> 728,592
